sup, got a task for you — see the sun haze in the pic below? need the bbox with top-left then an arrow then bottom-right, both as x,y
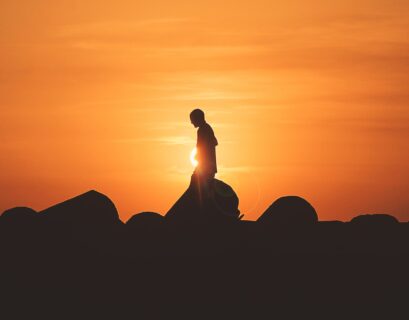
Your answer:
1,0 -> 409,221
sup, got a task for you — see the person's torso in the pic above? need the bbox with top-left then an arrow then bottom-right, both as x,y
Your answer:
197,123 -> 218,173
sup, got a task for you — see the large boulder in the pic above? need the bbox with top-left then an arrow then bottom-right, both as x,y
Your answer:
0,207 -> 44,246
40,190 -> 120,227
258,196 -> 318,225
126,212 -> 164,231
125,212 -> 168,256
1,207 -> 39,225
166,178 -> 241,223
212,179 -> 241,219
350,214 -> 399,226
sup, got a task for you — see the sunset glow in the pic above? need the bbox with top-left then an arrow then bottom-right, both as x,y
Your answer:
1,1 -> 409,222
190,148 -> 198,168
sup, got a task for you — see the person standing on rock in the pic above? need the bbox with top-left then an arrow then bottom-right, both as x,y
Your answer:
165,109 -> 240,221
190,109 -> 218,204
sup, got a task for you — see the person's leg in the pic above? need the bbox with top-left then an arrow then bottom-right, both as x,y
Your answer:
191,171 -> 213,204
202,171 -> 215,196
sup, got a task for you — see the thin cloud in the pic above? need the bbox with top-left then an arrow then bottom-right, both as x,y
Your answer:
55,18 -> 195,38
112,136 -> 195,145
218,166 -> 262,173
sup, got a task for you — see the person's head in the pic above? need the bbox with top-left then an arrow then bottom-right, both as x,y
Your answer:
190,109 -> 205,128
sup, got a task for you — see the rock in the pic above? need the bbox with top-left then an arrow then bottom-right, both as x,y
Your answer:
1,207 -> 38,224
258,196 -> 318,225
166,177 -> 241,223
0,207 -> 43,242
40,190 -> 120,227
124,212 -> 166,255
126,212 -> 164,230
350,214 -> 399,225
212,179 -> 241,219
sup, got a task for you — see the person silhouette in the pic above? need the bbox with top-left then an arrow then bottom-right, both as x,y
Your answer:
190,109 -> 218,204
166,109 -> 241,221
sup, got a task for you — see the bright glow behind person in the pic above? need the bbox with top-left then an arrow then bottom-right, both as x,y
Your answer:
190,148 -> 198,168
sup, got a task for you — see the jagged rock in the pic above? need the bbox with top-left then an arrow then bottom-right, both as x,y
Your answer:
258,196 -> 318,225
40,190 -> 120,227
350,214 -> 399,225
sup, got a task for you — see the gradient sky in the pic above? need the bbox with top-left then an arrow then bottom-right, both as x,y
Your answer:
1,0 -> 409,222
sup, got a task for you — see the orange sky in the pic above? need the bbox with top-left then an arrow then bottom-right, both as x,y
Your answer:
1,0 -> 409,222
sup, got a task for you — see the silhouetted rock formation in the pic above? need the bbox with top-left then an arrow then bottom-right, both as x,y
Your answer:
124,212 -> 166,255
166,178 -> 241,223
1,207 -> 38,224
40,190 -> 121,227
126,212 -> 164,230
212,179 -> 241,218
350,214 -> 399,225
1,190 -> 408,317
258,196 -> 318,225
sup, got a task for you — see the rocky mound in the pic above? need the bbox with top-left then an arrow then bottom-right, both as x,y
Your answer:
258,196 -> 318,225
166,178 -> 241,223
350,214 -> 399,225
40,190 -> 121,227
